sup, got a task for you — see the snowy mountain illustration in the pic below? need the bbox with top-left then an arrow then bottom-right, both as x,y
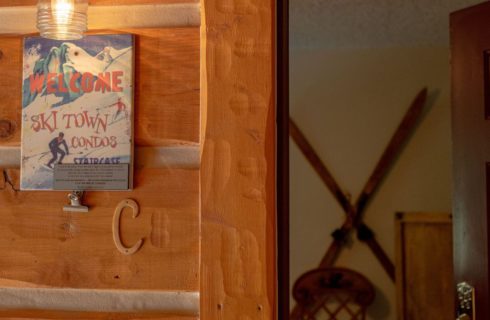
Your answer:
21,34 -> 134,190
23,42 -> 130,108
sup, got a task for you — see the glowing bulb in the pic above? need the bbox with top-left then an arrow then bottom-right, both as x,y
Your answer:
37,0 -> 88,40
53,0 -> 74,25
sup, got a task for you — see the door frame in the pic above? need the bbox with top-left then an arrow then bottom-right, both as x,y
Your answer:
277,0 -> 290,318
451,2 -> 490,319
200,0 -> 286,318
277,0 -> 290,317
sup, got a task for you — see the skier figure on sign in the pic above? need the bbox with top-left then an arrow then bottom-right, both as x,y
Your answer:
47,132 -> 69,169
110,97 -> 128,122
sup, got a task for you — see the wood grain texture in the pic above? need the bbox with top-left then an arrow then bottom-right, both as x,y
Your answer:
0,6 -> 200,34
0,311 -> 197,319
395,212 -> 454,320
0,35 -> 22,148
451,4 -> 490,319
0,26 -> 200,318
0,27 -> 200,148
0,0 -> 198,6
200,0 -> 276,318
0,168 -> 199,291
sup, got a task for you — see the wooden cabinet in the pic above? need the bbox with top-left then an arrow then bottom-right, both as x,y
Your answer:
395,213 -> 454,320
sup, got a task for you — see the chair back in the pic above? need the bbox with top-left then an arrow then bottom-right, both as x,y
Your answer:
292,267 -> 375,320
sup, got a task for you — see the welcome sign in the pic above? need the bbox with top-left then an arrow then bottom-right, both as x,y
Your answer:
20,34 -> 134,190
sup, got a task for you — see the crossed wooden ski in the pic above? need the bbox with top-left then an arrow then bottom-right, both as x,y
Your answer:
290,88 -> 428,283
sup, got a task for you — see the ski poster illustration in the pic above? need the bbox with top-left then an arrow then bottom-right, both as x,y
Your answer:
20,34 -> 134,190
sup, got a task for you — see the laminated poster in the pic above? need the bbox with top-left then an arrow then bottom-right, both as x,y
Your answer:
21,34 -> 134,191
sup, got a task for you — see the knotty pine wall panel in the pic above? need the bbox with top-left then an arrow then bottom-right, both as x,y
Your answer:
200,0 -> 277,318
0,168 -> 199,291
0,0 -> 198,6
0,26 -> 200,318
0,311 -> 198,319
0,28 -> 200,148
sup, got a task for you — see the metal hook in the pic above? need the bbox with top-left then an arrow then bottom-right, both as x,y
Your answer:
63,191 -> 89,213
112,199 -> 143,255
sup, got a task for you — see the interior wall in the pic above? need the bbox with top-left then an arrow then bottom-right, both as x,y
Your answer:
290,46 -> 452,319
289,1 -> 485,318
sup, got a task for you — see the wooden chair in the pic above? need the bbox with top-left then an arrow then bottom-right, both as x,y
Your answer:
292,268 -> 375,320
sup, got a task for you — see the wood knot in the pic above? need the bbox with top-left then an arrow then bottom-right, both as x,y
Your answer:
0,50 -> 3,59
0,120 -> 15,139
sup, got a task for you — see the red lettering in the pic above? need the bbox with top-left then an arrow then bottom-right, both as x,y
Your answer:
62,114 -> 75,129
70,72 -> 81,93
70,135 -> 115,150
71,136 -> 78,148
74,113 -> 85,127
58,73 -> 68,93
46,73 -> 57,94
31,111 -> 57,133
80,72 -> 94,93
112,71 -> 123,92
30,71 -> 125,95
30,115 -> 41,132
110,136 -> 117,148
29,74 -> 45,95
95,72 -> 112,93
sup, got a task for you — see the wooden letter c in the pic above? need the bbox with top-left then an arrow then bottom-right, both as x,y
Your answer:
112,199 -> 143,255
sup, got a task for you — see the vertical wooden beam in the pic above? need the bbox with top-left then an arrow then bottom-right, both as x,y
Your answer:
200,0 -> 276,319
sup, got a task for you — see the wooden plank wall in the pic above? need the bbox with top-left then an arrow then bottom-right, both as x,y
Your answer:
0,26 -> 200,319
200,0 -> 276,318
0,1 -> 198,6
0,311 -> 197,319
0,0 -> 278,318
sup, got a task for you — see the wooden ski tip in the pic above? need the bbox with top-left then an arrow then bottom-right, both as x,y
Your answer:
416,87 -> 428,102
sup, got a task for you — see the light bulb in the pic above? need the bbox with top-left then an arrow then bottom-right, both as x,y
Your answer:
53,0 -> 74,25
37,0 -> 88,40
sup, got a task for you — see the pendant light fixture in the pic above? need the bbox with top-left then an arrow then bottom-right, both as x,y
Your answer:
37,0 -> 88,40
